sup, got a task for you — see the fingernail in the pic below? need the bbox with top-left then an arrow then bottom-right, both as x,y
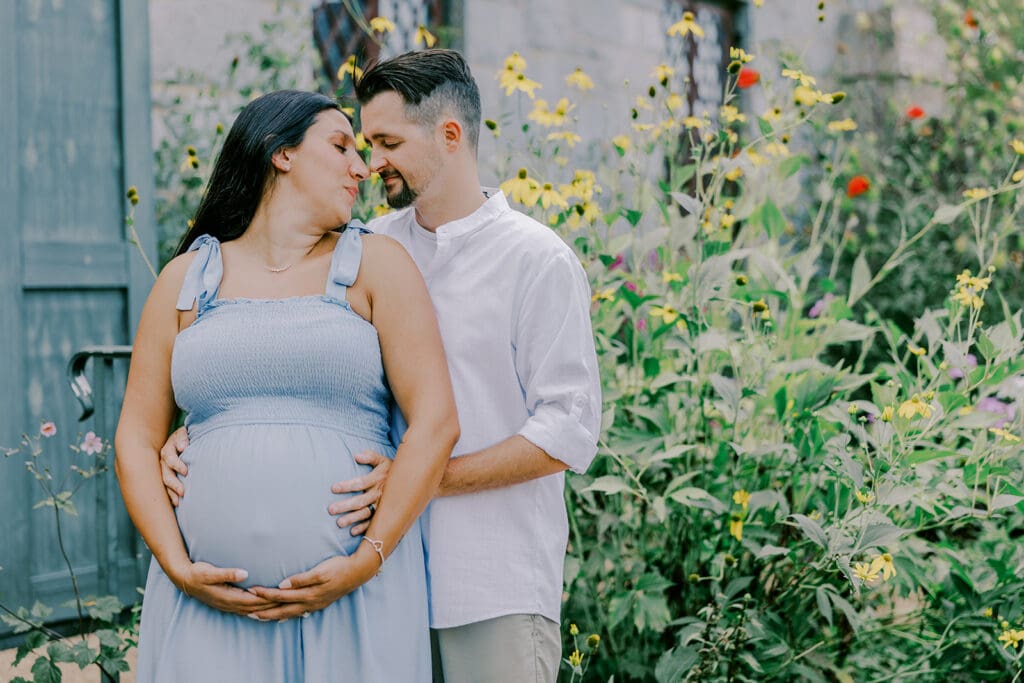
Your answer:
236,570 -> 249,581
247,614 -> 263,621
278,579 -> 291,589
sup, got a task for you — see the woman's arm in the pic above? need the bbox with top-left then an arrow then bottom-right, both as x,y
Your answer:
114,255 -> 277,616
249,235 -> 458,619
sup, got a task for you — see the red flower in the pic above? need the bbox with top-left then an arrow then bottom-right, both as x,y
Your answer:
906,105 -> 925,120
737,68 -> 760,89
964,9 -> 978,28
847,175 -> 870,198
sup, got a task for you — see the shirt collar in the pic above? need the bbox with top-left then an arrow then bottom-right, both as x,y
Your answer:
432,188 -> 509,240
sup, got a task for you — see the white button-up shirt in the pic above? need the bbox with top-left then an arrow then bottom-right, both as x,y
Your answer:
370,190 -> 601,628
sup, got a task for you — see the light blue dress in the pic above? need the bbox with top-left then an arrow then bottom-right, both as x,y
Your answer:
134,226 -> 430,682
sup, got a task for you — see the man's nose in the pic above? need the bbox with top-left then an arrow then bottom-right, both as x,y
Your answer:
368,149 -> 387,174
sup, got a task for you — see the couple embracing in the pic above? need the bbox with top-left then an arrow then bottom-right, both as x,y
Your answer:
115,49 -> 601,682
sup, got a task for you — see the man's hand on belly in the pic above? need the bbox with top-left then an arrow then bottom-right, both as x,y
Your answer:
160,425 -> 190,506
329,450 -> 390,535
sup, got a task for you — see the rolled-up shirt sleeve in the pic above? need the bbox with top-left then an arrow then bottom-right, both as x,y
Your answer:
513,249 -> 601,474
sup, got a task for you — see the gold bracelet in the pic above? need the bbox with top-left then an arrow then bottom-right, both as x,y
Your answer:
361,536 -> 385,575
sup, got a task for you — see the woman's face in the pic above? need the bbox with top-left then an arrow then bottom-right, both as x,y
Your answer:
283,109 -> 369,227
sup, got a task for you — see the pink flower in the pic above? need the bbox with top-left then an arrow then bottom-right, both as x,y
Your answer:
636,318 -> 647,332
948,353 -> 977,379
624,281 -> 638,293
609,254 -> 625,271
39,422 -> 57,438
977,397 -> 1015,428
80,431 -> 104,455
808,293 -> 836,319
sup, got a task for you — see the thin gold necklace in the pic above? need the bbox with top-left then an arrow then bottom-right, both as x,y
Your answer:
261,237 -> 323,273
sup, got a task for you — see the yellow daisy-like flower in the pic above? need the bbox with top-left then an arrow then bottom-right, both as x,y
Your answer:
897,395 -> 934,420
368,16 -> 395,33
853,561 -> 880,583
666,93 -> 685,112
500,168 -> 541,206
354,133 -> 368,152
724,166 -> 744,182
999,629 -> 1024,649
502,72 -> 542,98
504,52 -> 527,73
763,141 -> 789,157
1010,139 -> 1024,155
762,106 -> 783,122
720,213 -> 736,230
651,63 -> 675,84
414,25 -> 437,48
720,105 -> 746,124
649,305 -> 680,325
538,182 -> 568,210
612,135 -> 631,153
880,406 -> 894,422
568,649 -> 584,667
337,55 -> 363,81
989,427 -> 1022,442
793,85 -> 821,106
827,118 -> 858,132
782,68 -> 816,87
681,116 -> 704,129
668,11 -> 704,38
547,131 -> 582,148
372,203 -> 391,217
733,489 -> 750,511
729,47 -> 754,63
907,342 -> 927,356
592,288 -> 615,303
855,489 -> 874,504
565,202 -> 601,231
565,67 -> 594,91
869,553 -> 897,581
963,187 -> 990,200
729,516 -> 743,542
661,270 -> 683,284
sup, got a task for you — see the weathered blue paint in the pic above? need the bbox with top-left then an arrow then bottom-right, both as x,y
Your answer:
0,0 -> 156,642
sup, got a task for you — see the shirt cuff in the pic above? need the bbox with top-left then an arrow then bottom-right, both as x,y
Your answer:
518,397 -> 598,474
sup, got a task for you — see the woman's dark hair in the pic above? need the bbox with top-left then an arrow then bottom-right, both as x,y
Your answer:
355,49 -> 481,152
175,90 -> 340,255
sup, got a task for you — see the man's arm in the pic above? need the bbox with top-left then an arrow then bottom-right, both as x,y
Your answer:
433,435 -> 565,497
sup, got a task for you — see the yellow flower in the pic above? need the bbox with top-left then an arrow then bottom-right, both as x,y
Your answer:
587,634 -> 600,649
414,25 -> 437,48
651,63 -> 675,84
681,116 -> 704,129
501,72 -> 542,98
568,649 -> 584,667
529,98 -> 575,126
559,169 -> 600,202
793,85 -> 821,106
753,0 -> 763,6
855,489 -> 874,504
547,131 -> 582,148
666,93 -> 685,112
729,516 -> 743,542
538,182 -> 568,210
373,203 -> 391,217
720,213 -> 736,230
569,623 -> 580,636
354,133 -> 368,152
634,95 -> 654,111
720,105 -> 746,124
650,305 -> 680,325
881,406 -> 894,422
565,202 -> 601,231
668,11 -> 704,38
337,55 -> 363,81
746,148 -> 769,166
733,489 -> 750,511
983,607 -> 994,618
897,395 -> 933,420
592,288 -> 615,302
762,106 -> 783,122
729,47 -> 754,63
612,135 -> 631,152
368,16 -> 395,33
1010,139 -> 1024,155
500,168 -> 541,206
763,141 -> 789,157
869,553 -> 897,581
907,342 -> 927,356
963,187 -> 990,200
853,561 -> 880,583
1013,169 -> 1024,183
999,629 -> 1024,649
724,167 -> 744,182
827,118 -> 858,132
782,68 -> 817,87
565,67 -> 594,91
504,52 -> 527,73
989,428 -> 1021,442
662,270 -> 683,283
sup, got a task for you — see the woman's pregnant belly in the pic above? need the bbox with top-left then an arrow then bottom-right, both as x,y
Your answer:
174,423 -> 386,589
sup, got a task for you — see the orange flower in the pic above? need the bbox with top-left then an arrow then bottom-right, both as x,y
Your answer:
964,9 -> 978,28
737,67 -> 760,89
906,105 -> 924,119
847,175 -> 870,198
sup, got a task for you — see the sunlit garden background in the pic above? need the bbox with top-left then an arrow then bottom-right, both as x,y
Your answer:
2,0 -> 1022,681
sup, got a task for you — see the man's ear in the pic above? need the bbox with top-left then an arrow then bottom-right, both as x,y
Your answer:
441,118 -> 463,150
271,147 -> 293,172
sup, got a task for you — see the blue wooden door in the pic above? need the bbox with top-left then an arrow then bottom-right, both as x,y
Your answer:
0,0 -> 157,639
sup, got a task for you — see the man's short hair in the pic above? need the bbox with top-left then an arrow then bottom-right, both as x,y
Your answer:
355,49 -> 482,152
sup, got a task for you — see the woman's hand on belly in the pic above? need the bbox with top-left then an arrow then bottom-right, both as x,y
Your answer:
246,549 -> 378,621
175,561 -> 282,616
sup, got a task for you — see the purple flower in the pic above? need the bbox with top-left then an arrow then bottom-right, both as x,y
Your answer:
609,254 -> 625,271
808,293 -> 836,319
636,318 -> 647,332
80,431 -> 103,455
624,281 -> 638,293
948,353 -> 977,379
977,397 -> 1015,428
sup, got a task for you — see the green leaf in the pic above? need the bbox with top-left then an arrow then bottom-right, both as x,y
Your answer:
848,252 -> 871,306
31,656 -> 62,683
932,204 -> 962,224
791,513 -> 828,550
622,208 -> 643,227
774,386 -> 788,420
778,154 -> 809,178
668,487 -> 726,513
582,476 -> 634,496
85,595 -> 122,623
757,117 -> 773,136
655,646 -> 699,683
634,590 -> 671,633
905,449 -> 959,465
95,628 -> 123,650
816,585 -> 834,627
759,200 -> 786,238
46,641 -> 73,664
68,640 -> 96,669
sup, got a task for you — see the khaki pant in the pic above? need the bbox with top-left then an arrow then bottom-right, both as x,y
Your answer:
432,614 -> 561,683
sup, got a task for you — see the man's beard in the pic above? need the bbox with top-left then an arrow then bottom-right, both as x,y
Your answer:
383,173 -> 418,209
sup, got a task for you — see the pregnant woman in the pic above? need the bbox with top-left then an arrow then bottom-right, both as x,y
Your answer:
114,90 -> 458,682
